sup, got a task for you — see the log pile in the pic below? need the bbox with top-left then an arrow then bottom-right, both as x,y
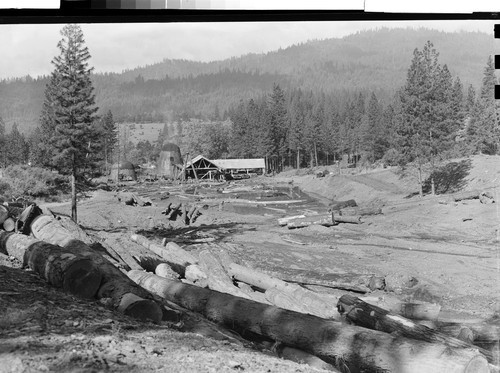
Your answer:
0,203 -> 43,233
129,270 -> 490,373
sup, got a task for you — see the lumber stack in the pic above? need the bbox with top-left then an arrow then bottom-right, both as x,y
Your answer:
128,270 -> 490,373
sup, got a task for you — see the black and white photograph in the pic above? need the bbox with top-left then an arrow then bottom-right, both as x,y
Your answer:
0,10 -> 499,373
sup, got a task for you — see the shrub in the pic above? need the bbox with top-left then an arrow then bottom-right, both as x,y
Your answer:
2,165 -> 70,199
382,148 -> 401,167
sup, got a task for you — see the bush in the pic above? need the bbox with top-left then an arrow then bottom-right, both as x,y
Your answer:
2,165 -> 70,199
382,148 -> 401,167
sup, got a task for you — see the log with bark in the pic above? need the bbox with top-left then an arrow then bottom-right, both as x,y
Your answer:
131,234 -> 197,272
339,206 -> 383,216
0,231 -> 101,299
329,199 -> 357,211
128,270 -> 489,373
15,204 -> 43,235
30,216 -> 163,323
337,294 -> 494,363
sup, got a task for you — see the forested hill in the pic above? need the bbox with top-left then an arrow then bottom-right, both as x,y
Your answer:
0,27 -> 493,133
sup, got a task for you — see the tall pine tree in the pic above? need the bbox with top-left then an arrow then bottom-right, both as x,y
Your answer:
41,24 -> 99,222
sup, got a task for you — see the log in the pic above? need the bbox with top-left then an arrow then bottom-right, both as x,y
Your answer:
166,203 -> 181,220
0,205 -> 9,225
30,216 -> 163,323
453,190 -> 479,202
189,207 -> 201,224
329,199 -> 357,211
340,206 -> 383,216
131,234 -> 197,270
264,266 -> 376,293
0,232 -> 101,299
155,263 -> 180,280
198,250 -> 251,299
3,217 -> 15,232
184,264 -> 209,288
228,263 -> 340,319
187,205 -> 197,220
337,294 -> 494,362
128,270 -> 489,373
181,203 -> 187,224
276,346 -> 339,372
333,214 -> 362,224
15,204 -> 43,235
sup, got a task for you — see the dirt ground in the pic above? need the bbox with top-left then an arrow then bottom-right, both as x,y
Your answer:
1,154 -> 499,372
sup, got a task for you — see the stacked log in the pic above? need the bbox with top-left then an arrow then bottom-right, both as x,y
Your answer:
30,215 -> 163,323
0,231 -> 101,299
129,270 -> 489,373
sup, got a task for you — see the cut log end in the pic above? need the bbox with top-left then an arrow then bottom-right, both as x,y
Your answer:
63,259 -> 102,299
118,293 -> 163,323
463,355 -> 489,373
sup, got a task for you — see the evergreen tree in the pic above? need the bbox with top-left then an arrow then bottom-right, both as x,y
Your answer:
99,110 -> 117,175
464,84 -> 476,116
466,56 -> 498,155
41,24 -> 99,222
268,84 -> 288,171
0,116 -> 5,168
397,41 -> 455,196
5,124 -> 28,166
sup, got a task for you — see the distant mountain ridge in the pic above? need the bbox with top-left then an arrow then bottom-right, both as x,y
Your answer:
0,27 -> 494,134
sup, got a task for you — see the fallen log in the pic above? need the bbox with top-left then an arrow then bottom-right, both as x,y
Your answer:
0,232 -> 101,299
131,234 -> 197,270
199,250 -> 251,299
286,214 -> 333,228
329,199 -> 357,211
15,204 -> 43,235
276,346 -> 339,372
265,266 -> 377,293
228,263 -> 340,319
337,294 -> 494,362
128,270 -> 489,373
339,206 -> 383,216
30,216 -> 163,323
3,217 -> 15,232
155,263 -> 180,280
184,264 -> 209,288
453,190 -> 479,202
332,215 -> 362,224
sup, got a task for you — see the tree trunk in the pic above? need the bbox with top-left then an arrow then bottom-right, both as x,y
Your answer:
30,216 -> 163,323
128,270 -> 489,373
286,214 -> 334,229
296,148 -> 300,169
337,294 -> 493,362
71,161 -> 77,223
2,217 -> 15,232
418,162 -> 424,198
0,231 -> 101,299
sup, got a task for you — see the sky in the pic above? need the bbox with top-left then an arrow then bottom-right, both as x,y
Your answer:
0,19 -> 497,80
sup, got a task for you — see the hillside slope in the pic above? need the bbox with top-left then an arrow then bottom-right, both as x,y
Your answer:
0,28 -> 494,133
